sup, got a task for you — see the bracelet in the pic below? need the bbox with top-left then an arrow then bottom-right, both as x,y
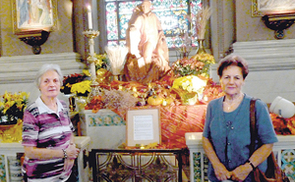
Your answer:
62,149 -> 68,159
246,160 -> 256,170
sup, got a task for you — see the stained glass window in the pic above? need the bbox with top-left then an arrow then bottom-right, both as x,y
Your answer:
104,0 -> 202,48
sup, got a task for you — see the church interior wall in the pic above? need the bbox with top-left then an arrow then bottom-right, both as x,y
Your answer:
0,0 -> 295,104
236,0 -> 295,41
0,0 -> 83,104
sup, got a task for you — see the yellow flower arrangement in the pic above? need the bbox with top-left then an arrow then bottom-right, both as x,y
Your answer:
172,75 -> 207,93
60,73 -> 88,95
71,80 -> 91,96
0,91 -> 30,125
172,75 -> 207,105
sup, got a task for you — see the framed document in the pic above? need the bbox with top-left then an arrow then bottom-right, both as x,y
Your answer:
252,0 -> 295,16
12,0 -> 58,34
126,109 -> 160,146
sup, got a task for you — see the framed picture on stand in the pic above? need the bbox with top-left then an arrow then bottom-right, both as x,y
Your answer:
126,108 -> 161,147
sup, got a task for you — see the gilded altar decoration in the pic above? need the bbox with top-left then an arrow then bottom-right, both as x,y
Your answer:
94,53 -> 108,69
172,76 -> 207,105
93,53 -> 110,83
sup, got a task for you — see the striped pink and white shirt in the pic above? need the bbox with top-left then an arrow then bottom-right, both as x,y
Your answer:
22,97 -> 74,182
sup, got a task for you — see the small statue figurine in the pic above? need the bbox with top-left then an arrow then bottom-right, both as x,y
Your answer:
124,0 -> 171,84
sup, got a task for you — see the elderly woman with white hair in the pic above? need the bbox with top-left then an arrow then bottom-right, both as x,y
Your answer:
22,64 -> 80,182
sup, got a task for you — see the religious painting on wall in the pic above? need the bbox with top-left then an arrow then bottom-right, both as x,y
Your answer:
12,0 -> 57,34
252,0 -> 295,16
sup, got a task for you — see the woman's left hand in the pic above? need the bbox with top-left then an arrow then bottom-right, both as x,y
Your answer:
230,163 -> 252,181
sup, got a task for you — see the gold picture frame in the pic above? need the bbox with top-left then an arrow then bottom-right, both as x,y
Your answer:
252,0 -> 295,17
126,109 -> 161,147
12,0 -> 58,35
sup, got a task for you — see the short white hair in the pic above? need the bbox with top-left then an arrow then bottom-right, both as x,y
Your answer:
142,0 -> 152,4
36,64 -> 63,88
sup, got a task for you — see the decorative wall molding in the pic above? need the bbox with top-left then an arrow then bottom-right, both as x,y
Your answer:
0,52 -> 84,84
210,39 -> 295,103
212,39 -> 295,73
232,39 -> 295,71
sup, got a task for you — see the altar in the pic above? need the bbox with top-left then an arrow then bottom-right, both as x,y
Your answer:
79,104 -> 207,150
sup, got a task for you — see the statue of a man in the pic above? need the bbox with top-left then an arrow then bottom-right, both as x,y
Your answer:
124,0 -> 171,84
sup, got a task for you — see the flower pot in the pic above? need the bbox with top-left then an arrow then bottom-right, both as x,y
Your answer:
0,124 -> 15,130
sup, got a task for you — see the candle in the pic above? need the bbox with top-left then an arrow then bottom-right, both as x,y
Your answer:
90,61 -> 96,80
89,43 -> 94,56
87,5 -> 93,29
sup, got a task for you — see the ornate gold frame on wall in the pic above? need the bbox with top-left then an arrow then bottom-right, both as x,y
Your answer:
11,0 -> 58,54
252,0 -> 295,39
252,0 -> 295,17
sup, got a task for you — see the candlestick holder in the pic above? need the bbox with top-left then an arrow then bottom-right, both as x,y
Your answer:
83,29 -> 101,103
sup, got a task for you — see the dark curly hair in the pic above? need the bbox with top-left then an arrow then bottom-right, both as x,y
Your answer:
217,54 -> 249,79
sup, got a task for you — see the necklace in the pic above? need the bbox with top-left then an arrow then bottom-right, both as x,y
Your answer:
223,93 -> 244,111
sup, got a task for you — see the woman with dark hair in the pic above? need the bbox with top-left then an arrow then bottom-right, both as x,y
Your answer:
22,64 -> 80,182
202,54 -> 278,181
